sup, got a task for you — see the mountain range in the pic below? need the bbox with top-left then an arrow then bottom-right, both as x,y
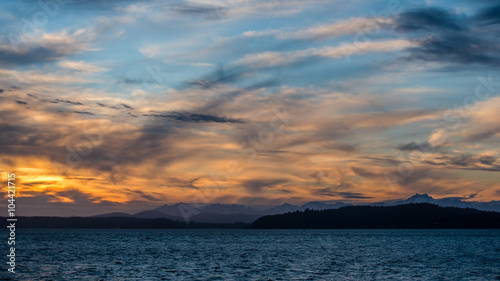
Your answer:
93,194 -> 500,224
14,203 -> 500,229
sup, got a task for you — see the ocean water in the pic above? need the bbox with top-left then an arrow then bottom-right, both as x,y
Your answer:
5,229 -> 500,280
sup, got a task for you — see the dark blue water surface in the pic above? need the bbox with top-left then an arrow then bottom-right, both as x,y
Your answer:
4,229 -> 500,280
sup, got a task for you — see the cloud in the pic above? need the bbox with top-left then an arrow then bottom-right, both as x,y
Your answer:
64,0 -> 142,11
234,39 -> 415,68
337,192 -> 374,199
1,189 -> 161,216
0,68 -> 93,85
73,111 -> 96,116
244,17 -> 392,40
186,64 -> 243,89
408,34 -> 499,66
96,102 -> 126,110
58,60 -> 108,72
224,0 -> 327,18
428,129 -> 448,146
474,4 -> 500,25
462,96 -> 500,141
351,166 -> 383,179
117,76 -> 157,84
121,103 -> 133,109
422,152 -> 500,172
53,99 -> 84,105
398,141 -> 433,152
164,177 -> 200,189
311,188 -> 373,199
172,2 -> 227,20
242,179 -> 288,193
395,6 -> 500,67
466,192 -> 478,199
0,29 -> 95,65
236,196 -> 293,205
2,1 -> 500,213
395,8 -> 464,32
479,155 -> 497,165
144,111 -> 244,124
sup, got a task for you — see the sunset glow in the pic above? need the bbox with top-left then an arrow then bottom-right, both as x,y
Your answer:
1,0 -> 500,216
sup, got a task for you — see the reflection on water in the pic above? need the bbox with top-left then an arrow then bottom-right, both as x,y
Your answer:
9,229 -> 500,280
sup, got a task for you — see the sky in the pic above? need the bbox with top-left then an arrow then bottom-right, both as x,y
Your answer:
1,0 -> 500,216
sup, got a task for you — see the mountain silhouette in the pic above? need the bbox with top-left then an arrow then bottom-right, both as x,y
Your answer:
91,194 -> 500,224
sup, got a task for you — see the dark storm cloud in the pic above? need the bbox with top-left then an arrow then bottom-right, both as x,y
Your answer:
97,102 -> 122,110
0,47 -> 64,66
466,192 -> 479,199
144,111 -> 244,124
351,167 -> 382,179
478,155 -> 497,165
322,142 -> 357,152
398,141 -> 434,152
449,154 -> 476,166
15,100 -> 27,105
21,181 -> 57,187
56,189 -> 102,204
192,78 -> 279,114
424,153 -> 500,171
165,177 -> 200,189
474,4 -> 500,25
53,99 -> 84,105
64,122 -> 210,178
242,179 -> 288,193
395,8 -> 464,32
172,2 -> 227,20
93,102 -> 133,111
390,167 -> 457,193
362,156 -> 405,166
187,79 -> 219,89
0,115 -> 49,154
409,34 -> 499,66
396,6 -> 500,67
73,111 -> 95,115
312,188 -> 373,199
0,108 -> 196,177
186,65 -> 243,89
124,189 -> 164,202
337,192 -> 374,199
117,77 -> 157,85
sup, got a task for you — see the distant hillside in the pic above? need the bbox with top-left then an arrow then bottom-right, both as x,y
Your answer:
376,194 -> 500,212
13,217 -> 248,229
92,212 -> 133,218
189,212 -> 261,224
248,203 -> 500,229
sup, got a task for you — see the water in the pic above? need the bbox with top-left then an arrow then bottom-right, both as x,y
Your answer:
5,229 -> 500,280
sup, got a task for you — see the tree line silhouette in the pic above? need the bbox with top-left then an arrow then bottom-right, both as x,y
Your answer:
249,203 -> 500,229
